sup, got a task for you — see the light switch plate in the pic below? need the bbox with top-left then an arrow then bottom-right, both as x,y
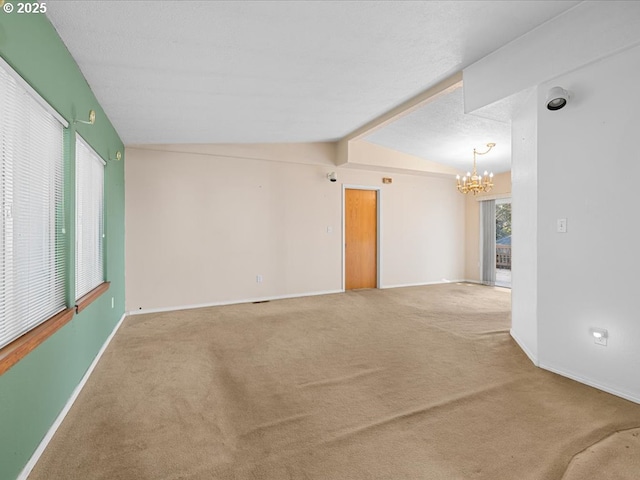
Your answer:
557,218 -> 567,233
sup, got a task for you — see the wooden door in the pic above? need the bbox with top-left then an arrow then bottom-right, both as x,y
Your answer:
345,189 -> 377,290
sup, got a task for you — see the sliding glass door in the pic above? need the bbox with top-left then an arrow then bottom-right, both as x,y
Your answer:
495,199 -> 511,288
480,198 -> 512,288
480,200 -> 496,285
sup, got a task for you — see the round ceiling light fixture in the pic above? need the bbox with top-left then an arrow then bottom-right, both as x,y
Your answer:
546,86 -> 570,111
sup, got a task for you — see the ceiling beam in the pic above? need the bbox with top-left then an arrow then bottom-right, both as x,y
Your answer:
342,71 -> 463,144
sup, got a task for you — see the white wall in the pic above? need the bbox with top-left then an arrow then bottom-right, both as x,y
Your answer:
380,173 -> 465,288
510,91 -> 538,364
536,45 -> 640,402
463,1 -> 640,403
464,1 -> 640,113
125,144 -> 465,312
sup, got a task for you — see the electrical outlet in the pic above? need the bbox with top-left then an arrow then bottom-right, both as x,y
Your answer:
256,275 -> 263,283
592,328 -> 608,346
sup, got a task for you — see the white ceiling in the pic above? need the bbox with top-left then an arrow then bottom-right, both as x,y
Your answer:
363,85 -> 512,174
46,0 -> 580,171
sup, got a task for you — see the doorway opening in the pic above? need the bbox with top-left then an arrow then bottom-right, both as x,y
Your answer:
480,197 -> 511,288
495,199 -> 511,288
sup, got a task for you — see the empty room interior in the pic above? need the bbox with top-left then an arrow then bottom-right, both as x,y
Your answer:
2,1 -> 640,479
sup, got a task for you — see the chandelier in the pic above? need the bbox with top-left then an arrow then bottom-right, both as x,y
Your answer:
456,142 -> 496,195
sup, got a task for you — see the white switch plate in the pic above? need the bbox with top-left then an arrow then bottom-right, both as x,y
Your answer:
256,275 -> 263,283
327,226 -> 333,234
557,218 -> 567,233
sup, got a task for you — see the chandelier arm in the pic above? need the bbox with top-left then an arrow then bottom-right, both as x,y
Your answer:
475,142 -> 496,157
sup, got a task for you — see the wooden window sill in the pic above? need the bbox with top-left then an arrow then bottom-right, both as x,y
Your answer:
0,282 -> 112,376
0,307 -> 75,376
75,281 -> 110,314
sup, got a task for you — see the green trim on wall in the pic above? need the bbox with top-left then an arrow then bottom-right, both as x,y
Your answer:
0,7 -> 126,480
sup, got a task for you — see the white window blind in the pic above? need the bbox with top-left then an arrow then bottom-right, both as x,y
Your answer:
75,136 -> 105,300
0,63 -> 66,350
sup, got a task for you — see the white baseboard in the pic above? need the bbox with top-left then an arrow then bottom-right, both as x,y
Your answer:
463,279 -> 512,289
539,362 -> 640,405
380,279 -> 469,289
130,282 -> 493,315
510,328 -> 539,366
128,289 -> 344,316
17,313 -> 128,480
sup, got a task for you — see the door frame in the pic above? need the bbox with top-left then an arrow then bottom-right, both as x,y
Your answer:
342,184 -> 382,291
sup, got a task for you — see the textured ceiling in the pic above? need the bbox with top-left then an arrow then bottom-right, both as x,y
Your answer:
46,0 -> 580,169
364,86 -> 512,174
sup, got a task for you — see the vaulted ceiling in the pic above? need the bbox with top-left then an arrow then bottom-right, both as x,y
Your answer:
46,0 -> 581,172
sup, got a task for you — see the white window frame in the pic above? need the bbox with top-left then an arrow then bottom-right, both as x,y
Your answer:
0,57 -> 67,350
75,135 -> 106,300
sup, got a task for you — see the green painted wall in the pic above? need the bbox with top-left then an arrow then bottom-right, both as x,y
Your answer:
0,7 -> 125,480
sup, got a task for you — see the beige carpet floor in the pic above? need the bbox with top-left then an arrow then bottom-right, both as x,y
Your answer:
29,283 -> 640,479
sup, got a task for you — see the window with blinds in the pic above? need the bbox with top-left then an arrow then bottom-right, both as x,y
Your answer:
75,136 -> 105,300
0,63 -> 66,350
